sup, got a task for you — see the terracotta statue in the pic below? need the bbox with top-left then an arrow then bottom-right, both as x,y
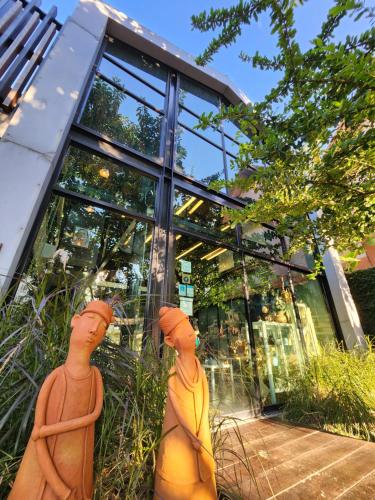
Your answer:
154,307 -> 216,500
9,300 -> 114,500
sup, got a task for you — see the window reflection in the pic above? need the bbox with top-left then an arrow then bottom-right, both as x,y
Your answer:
20,196 -> 152,352
291,272 -> 337,348
178,109 -> 222,146
174,233 -> 256,415
99,58 -> 165,110
241,222 -> 283,258
80,77 -> 163,158
245,256 -> 305,405
105,39 -> 168,92
179,76 -> 220,114
176,77 -> 225,187
173,189 -> 236,242
58,146 -> 156,216
175,125 -> 225,184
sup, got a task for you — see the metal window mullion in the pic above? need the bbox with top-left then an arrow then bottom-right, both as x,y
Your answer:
240,249 -> 262,415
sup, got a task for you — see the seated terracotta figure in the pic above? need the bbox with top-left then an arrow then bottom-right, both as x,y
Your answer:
9,300 -> 114,500
154,307 -> 216,500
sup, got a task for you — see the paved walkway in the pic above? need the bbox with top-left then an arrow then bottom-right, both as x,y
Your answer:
217,417 -> 375,499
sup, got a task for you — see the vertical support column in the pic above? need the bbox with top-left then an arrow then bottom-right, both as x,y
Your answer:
323,248 -> 366,349
0,1 -> 107,295
145,71 -> 178,350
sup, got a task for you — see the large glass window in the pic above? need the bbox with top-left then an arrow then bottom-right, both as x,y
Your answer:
173,188 -> 236,243
80,77 -> 164,158
245,256 -> 337,406
58,146 -> 156,216
173,233 -> 257,416
21,195 -> 152,351
80,43 -> 167,159
245,257 -> 305,405
176,76 -> 225,186
291,272 -> 337,348
99,58 -> 165,110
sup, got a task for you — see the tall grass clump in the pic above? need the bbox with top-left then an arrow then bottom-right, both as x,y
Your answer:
282,340 -> 375,441
0,268 -> 169,499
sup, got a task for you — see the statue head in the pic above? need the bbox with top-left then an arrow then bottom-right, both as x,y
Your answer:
70,300 -> 114,354
159,307 -> 196,355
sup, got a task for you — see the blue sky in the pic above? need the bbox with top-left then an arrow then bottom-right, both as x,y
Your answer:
41,0 -> 370,102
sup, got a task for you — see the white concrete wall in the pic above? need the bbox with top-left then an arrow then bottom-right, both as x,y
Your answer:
323,248 -> 366,349
0,1 -> 107,294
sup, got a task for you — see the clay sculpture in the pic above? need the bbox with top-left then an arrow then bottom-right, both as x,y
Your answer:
9,300 -> 114,500
154,306 -> 216,500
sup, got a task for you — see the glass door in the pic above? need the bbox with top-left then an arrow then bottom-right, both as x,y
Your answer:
172,232 -> 258,417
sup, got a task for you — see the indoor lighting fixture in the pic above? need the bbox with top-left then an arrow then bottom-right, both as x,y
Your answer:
99,167 -> 110,179
175,196 -> 196,215
145,234 -> 153,244
220,224 -> 231,232
176,242 -> 203,260
188,199 -> 204,214
200,247 -> 224,260
206,248 -> 227,260
176,234 -> 182,240
85,206 -> 95,214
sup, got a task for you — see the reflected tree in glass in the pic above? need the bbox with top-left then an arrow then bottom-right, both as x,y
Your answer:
81,78 -> 162,157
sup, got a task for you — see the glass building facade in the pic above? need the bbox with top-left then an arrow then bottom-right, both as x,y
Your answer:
18,36 -> 339,416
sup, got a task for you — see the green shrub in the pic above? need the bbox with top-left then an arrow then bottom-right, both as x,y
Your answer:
282,340 -> 375,441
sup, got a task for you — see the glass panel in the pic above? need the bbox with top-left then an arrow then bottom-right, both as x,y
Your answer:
175,125 -> 225,185
80,77 -> 163,158
58,146 -> 156,217
105,39 -> 167,92
223,119 -> 248,146
245,256 -> 305,406
179,76 -> 220,115
178,109 -> 222,147
224,135 -> 241,156
173,189 -> 236,242
173,233 -> 257,416
22,195 -> 152,352
291,272 -> 337,348
241,222 -> 283,258
99,58 -> 165,110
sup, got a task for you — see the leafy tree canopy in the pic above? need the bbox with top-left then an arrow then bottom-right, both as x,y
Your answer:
191,0 -> 375,270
